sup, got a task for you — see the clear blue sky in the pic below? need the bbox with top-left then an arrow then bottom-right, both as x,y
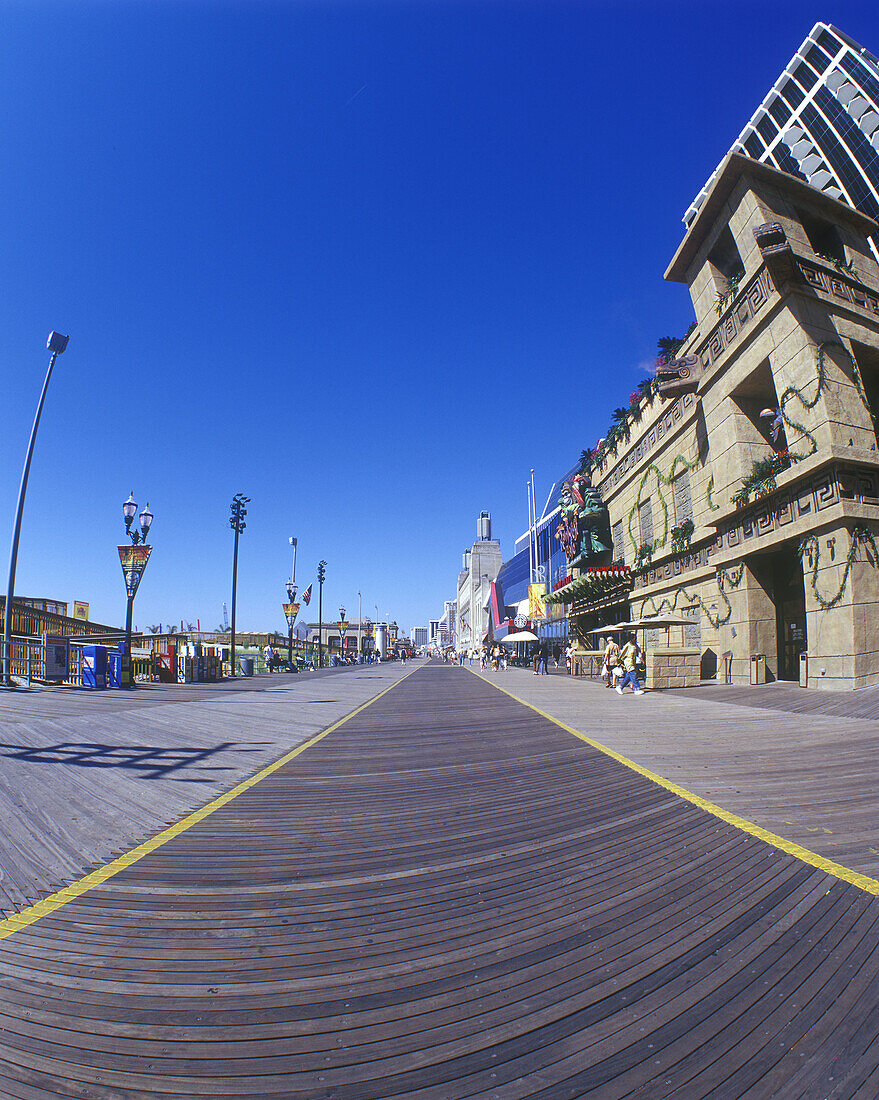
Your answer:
3,0 -> 878,635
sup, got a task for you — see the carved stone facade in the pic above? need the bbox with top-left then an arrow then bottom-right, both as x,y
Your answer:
578,153 -> 879,689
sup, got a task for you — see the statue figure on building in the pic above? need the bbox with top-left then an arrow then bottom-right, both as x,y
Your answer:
554,474 -> 612,569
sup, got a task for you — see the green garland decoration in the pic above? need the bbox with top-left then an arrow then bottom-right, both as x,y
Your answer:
626,453 -> 702,556
777,341 -> 876,457
638,564 -> 746,629
705,474 -> 720,512
797,527 -> 878,611
835,341 -> 877,431
730,342 -> 875,509
776,345 -> 827,458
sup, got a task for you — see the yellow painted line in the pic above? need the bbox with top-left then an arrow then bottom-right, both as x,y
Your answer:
0,668 -> 417,941
472,669 -> 879,896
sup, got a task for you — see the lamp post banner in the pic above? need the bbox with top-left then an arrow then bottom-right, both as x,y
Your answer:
528,582 -> 547,620
283,601 -> 300,625
118,544 -> 152,597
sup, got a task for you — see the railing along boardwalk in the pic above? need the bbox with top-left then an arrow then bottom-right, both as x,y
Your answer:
0,663 -> 878,1097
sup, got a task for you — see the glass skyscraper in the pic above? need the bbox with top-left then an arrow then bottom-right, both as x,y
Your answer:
685,22 -> 879,251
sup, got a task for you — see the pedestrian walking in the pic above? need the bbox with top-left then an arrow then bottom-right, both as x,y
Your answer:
553,644 -> 562,668
602,635 -> 622,688
616,634 -> 645,695
536,639 -> 549,675
263,642 -> 274,672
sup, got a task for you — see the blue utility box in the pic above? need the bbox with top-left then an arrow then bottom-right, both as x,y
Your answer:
81,645 -> 108,690
107,651 -> 123,688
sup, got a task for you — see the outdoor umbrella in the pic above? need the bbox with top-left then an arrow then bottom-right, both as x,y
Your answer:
617,614 -> 694,646
586,622 -> 631,634
503,630 -> 539,643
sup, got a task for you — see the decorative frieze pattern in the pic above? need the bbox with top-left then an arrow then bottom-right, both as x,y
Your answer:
632,544 -> 713,591
716,463 -> 879,552
696,269 -> 774,371
630,463 -> 879,590
797,259 -> 879,317
598,393 -> 696,494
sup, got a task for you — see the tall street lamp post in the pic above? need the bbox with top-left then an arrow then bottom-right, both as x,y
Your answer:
284,579 -> 298,670
3,332 -> 69,687
229,493 -> 249,677
339,605 -> 347,660
357,590 -> 362,663
317,560 -> 326,668
119,493 -> 154,688
284,535 -> 298,670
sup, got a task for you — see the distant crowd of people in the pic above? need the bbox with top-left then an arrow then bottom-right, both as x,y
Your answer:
259,642 -> 415,672
446,640 -> 574,675
440,632 -> 646,696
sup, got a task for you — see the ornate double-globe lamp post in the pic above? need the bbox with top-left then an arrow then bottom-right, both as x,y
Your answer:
339,605 -> 347,660
285,579 -> 297,669
120,493 -> 154,688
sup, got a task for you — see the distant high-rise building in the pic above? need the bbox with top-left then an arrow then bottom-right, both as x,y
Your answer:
412,627 -> 428,647
685,22 -> 879,250
456,512 -> 502,651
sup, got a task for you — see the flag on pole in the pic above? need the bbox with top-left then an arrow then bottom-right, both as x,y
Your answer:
301,582 -> 313,606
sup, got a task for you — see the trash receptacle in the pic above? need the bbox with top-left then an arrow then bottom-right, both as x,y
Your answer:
749,653 -> 766,685
240,656 -> 254,676
81,645 -> 108,689
799,652 -> 808,687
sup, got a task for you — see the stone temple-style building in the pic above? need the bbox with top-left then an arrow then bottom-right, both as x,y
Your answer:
554,151 -> 879,690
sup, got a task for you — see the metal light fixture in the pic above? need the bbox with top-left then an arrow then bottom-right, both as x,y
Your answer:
123,492 -> 137,533
123,494 -> 153,546
139,503 -> 153,542
286,580 -> 297,602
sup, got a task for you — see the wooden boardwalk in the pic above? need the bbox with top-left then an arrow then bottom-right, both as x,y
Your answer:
0,665 -> 411,916
1,663 -> 878,1098
666,680 -> 879,722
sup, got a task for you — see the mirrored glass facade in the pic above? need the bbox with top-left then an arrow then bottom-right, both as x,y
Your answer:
685,23 -> 879,242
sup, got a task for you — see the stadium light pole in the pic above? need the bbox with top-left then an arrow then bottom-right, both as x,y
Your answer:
229,493 -> 250,677
317,560 -> 326,667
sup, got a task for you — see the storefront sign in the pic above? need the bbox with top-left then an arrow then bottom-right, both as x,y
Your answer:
118,544 -> 152,597
73,601 -> 89,621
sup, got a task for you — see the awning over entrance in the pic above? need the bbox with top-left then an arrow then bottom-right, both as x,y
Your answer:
544,567 -> 632,606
